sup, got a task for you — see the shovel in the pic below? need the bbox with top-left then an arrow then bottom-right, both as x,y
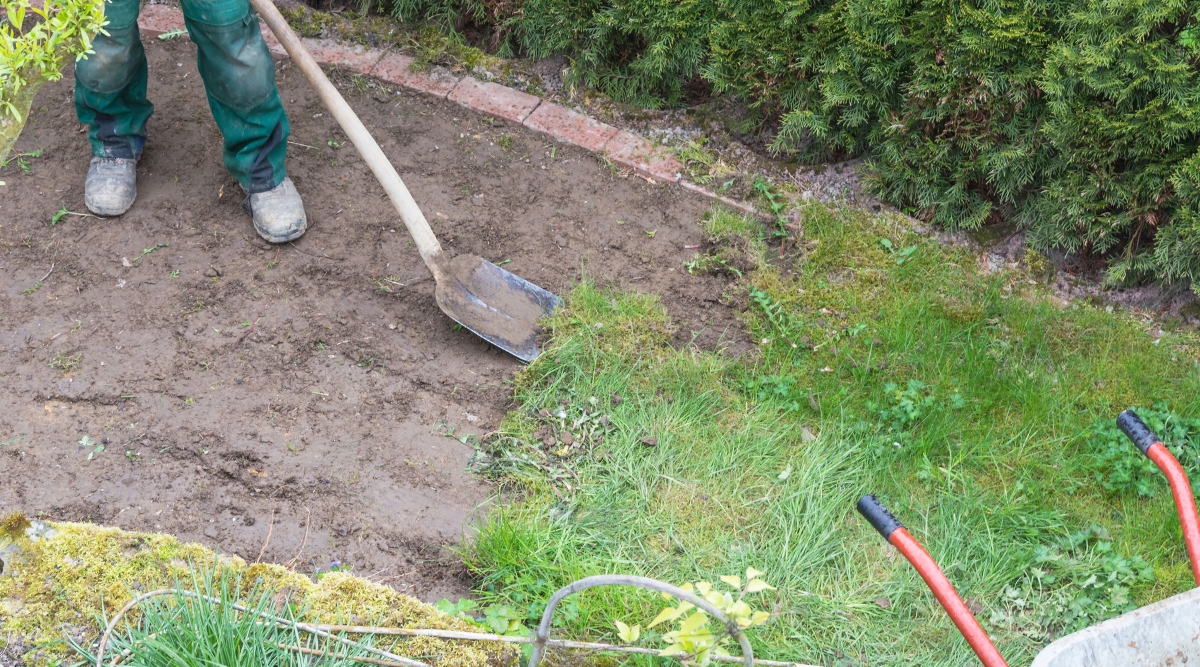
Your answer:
248,0 -> 558,362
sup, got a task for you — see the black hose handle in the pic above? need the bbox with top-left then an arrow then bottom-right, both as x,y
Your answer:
857,494 -> 904,540
1117,409 -> 1160,456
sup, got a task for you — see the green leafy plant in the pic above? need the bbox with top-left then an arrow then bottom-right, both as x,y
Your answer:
1,0 -> 106,163
1087,405 -> 1200,497
752,177 -> 790,238
745,373 -> 802,412
617,569 -> 774,665
996,525 -> 1155,636
132,243 -> 169,261
879,238 -> 919,266
433,597 -> 481,620
0,147 -> 41,176
51,205 -> 91,225
49,351 -> 81,374
871,380 -> 938,432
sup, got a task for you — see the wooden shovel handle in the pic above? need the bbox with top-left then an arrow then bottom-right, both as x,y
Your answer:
248,0 -> 445,281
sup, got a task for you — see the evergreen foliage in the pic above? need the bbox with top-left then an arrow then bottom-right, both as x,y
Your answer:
1033,0 -> 1200,284
374,0 -> 1200,285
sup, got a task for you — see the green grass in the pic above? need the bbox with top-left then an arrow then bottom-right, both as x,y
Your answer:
69,570 -> 382,667
463,204 -> 1200,666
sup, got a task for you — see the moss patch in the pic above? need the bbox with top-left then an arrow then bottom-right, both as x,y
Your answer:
0,518 -> 516,666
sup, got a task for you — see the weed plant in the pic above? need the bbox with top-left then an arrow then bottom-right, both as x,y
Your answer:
465,204 -> 1200,666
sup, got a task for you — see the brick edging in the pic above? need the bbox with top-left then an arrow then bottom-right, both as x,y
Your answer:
138,3 -> 760,214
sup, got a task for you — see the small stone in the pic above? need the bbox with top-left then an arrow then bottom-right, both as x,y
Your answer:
640,436 -> 658,447
611,394 -> 623,406
875,597 -> 891,609
204,267 -> 218,278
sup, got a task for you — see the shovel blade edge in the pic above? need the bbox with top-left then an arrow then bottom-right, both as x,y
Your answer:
434,255 -> 559,362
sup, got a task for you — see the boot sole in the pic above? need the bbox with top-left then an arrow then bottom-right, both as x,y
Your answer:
85,193 -> 137,217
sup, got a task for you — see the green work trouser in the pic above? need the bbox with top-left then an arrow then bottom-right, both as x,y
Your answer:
74,0 -> 289,192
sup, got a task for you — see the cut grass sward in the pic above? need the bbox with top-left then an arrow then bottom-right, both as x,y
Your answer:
465,204 -> 1200,666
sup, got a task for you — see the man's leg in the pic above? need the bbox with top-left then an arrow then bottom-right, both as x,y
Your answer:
74,0 -> 151,216
182,0 -> 306,242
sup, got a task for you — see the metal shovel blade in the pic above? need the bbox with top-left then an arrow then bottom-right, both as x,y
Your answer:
434,255 -> 559,362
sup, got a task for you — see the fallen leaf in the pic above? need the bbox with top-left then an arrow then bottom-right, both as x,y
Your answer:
640,436 -> 658,447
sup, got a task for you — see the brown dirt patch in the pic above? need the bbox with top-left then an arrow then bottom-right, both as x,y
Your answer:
0,37 -> 742,603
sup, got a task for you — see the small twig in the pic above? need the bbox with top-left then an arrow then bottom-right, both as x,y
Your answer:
285,506 -> 311,569
233,311 -> 264,350
287,241 -> 346,261
296,625 -> 816,666
287,140 -> 319,150
38,263 -> 54,283
277,643 -> 427,667
256,509 -> 275,563
382,276 -> 430,288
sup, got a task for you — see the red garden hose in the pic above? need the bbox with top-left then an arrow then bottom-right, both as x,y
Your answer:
1118,410 -> 1200,586
857,495 -> 1009,667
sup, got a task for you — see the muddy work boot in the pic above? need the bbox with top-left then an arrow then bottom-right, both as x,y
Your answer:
244,177 -> 307,243
84,157 -> 138,216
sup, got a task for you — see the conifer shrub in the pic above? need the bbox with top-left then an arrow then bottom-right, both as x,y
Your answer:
1030,0 -> 1200,284
512,0 -> 716,106
797,0 -> 1065,231
352,0 -> 1200,285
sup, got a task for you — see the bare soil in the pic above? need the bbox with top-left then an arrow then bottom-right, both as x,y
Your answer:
0,36 -> 741,603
